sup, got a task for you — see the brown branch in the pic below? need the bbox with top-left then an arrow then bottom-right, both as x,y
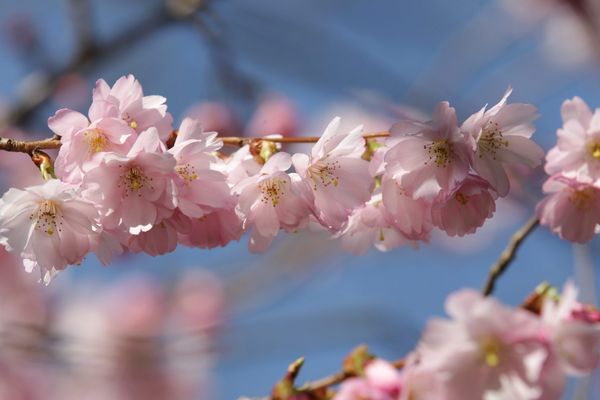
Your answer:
482,216 -> 540,296
297,358 -> 405,395
0,131 -> 391,154
0,136 -> 61,154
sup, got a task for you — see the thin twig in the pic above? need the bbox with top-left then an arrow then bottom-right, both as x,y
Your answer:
0,131 -> 390,154
297,358 -> 405,394
482,216 -> 540,296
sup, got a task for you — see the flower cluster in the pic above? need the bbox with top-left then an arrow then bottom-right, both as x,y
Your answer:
0,76 -> 544,282
334,282 -> 600,400
537,97 -> 600,242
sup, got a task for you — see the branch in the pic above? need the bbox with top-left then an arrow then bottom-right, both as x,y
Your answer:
482,216 -> 540,296
0,132 -> 390,154
297,358 -> 405,394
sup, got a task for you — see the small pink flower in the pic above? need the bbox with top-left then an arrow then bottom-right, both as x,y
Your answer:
381,176 -> 433,241
293,117 -> 373,231
334,359 -> 402,400
81,128 -> 176,235
385,102 -> 472,199
169,118 -> 235,218
91,74 -> 173,141
536,175 -> 600,243
0,179 -> 100,283
337,193 -> 411,255
462,88 -> 543,196
431,174 -> 497,237
49,108 -> 136,183
545,97 -> 600,183
127,211 -> 190,256
417,289 -> 548,400
234,152 -> 308,252
178,208 -> 243,249
542,282 -> 600,375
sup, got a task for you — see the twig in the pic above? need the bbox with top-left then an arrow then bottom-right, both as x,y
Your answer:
0,132 -> 390,154
297,358 -> 405,394
482,216 -> 540,296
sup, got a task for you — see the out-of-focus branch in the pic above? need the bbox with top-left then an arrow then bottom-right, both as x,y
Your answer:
0,6 -> 186,132
66,0 -> 96,56
0,135 -> 61,154
482,216 -> 540,296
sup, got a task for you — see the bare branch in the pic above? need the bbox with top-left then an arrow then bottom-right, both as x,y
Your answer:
482,216 -> 540,296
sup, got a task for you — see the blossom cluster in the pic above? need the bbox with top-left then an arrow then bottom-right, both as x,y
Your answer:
334,282 -> 600,400
537,97 -> 600,243
0,76 -> 544,282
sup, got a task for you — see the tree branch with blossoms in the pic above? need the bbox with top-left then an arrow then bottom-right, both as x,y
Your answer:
0,75 -> 600,399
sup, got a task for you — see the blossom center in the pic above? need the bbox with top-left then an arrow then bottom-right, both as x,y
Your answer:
478,121 -> 508,159
307,159 -> 340,189
259,178 -> 287,207
455,192 -> 469,205
424,140 -> 453,167
30,200 -> 62,236
480,337 -> 501,367
84,129 -> 108,153
569,187 -> 594,210
121,113 -> 138,129
588,141 -> 600,159
119,165 -> 152,196
176,163 -> 198,183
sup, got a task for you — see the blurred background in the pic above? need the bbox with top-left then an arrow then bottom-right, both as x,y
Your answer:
0,0 -> 599,398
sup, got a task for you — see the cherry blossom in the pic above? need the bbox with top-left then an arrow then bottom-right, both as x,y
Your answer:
234,152 -> 308,252
0,179 -> 100,283
169,118 -> 234,218
462,88 -> 543,196
536,175 -> 600,243
337,193 -> 412,255
384,102 -> 472,200
334,359 -> 402,400
81,128 -> 176,235
431,174 -> 497,237
50,108 -> 136,184
545,96 -> 600,184
292,117 -> 373,230
91,75 -> 173,141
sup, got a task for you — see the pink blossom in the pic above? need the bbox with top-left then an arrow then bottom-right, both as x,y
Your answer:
541,282 -> 600,375
81,128 -> 176,235
337,193 -> 411,255
292,117 -> 373,230
91,75 -> 173,141
431,174 -> 497,237
381,177 -> 433,241
417,289 -> 548,400
0,179 -> 100,283
545,97 -> 600,183
169,118 -> 234,218
462,88 -> 543,196
334,359 -> 402,400
178,208 -> 243,249
385,102 -> 472,199
127,211 -> 190,256
535,175 -> 600,243
50,108 -> 136,183
234,152 -> 308,252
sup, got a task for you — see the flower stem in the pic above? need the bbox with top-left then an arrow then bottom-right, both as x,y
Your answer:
482,216 -> 540,296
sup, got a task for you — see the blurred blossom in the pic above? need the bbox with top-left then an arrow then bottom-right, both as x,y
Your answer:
245,93 -> 299,136
184,101 -> 240,135
51,73 -> 89,110
3,13 -> 38,55
543,11 -> 594,66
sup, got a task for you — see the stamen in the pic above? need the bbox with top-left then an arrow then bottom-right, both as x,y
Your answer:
83,129 -> 108,153
118,165 -> 153,197
480,337 -> 501,368
424,140 -> 453,167
259,178 -> 287,207
30,200 -> 62,236
455,192 -> 469,205
307,159 -> 341,190
478,121 -> 508,159
587,141 -> 600,159
176,163 -> 199,184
